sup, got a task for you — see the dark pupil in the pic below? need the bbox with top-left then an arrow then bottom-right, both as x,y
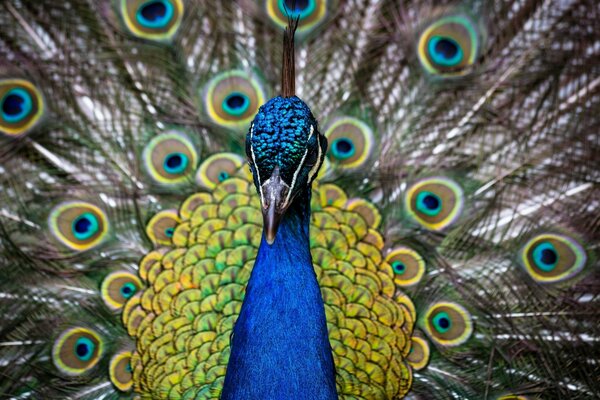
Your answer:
74,217 -> 92,234
141,1 -> 167,22
218,171 -> 229,181
435,38 -> 458,59
423,194 -> 440,210
438,317 -> 450,329
166,154 -> 182,169
540,248 -> 558,265
122,286 -> 132,295
76,343 -> 89,357
226,95 -> 245,110
2,94 -> 24,116
395,263 -> 405,273
335,138 -> 353,155
285,0 -> 309,11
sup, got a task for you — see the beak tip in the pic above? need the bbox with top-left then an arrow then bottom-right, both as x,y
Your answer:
263,205 -> 282,246
261,170 -> 289,246
265,223 -> 278,245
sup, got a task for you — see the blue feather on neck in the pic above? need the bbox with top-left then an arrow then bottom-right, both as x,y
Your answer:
222,189 -> 338,400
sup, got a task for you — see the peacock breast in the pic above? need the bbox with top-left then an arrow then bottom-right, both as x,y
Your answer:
122,154 -> 420,399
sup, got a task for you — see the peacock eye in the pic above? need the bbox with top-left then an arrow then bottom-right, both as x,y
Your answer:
303,148 -> 319,168
121,283 -> 136,298
325,117 -> 374,171
110,351 -> 134,392
267,0 -> 328,34
146,209 -> 180,246
49,202 -> 109,251
416,191 -> 442,216
385,247 -> 426,287
74,337 -> 95,361
521,233 -> 587,284
163,152 -> 188,174
137,0 -> 172,28
218,171 -> 230,182
0,79 -> 44,136
196,153 -> 245,189
222,92 -> 251,116
202,70 -> 266,131
120,0 -> 184,40
283,0 -> 313,18
423,302 -> 473,347
163,153 -> 187,173
143,131 -> 198,185
2,88 -> 32,122
428,37 -> 462,67
392,262 -> 405,273
417,15 -> 481,76
331,138 -> 355,160
405,177 -> 464,231
72,213 -> 99,240
406,336 -> 431,370
101,271 -> 143,310
53,327 -> 103,375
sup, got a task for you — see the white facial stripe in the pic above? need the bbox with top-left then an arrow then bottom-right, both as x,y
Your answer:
284,125 -> 319,206
308,124 -> 314,140
249,123 -> 264,202
254,124 -> 320,208
284,147 -> 309,207
307,132 -> 322,183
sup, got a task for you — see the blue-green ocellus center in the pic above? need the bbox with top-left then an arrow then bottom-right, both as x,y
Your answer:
74,337 -> 95,361
432,311 -> 452,333
392,261 -> 406,275
2,88 -> 32,123
165,227 -> 174,237
218,171 -> 230,182
137,0 -> 173,28
163,152 -> 188,174
72,213 -> 99,240
532,242 -> 558,272
222,93 -> 250,116
280,0 -> 315,20
428,36 -> 463,66
331,138 -> 355,160
120,282 -> 137,299
416,191 -> 442,216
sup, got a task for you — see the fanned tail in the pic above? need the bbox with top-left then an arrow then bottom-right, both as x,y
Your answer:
0,1 -> 598,399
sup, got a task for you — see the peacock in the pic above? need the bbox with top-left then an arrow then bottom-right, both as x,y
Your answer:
0,0 -> 598,399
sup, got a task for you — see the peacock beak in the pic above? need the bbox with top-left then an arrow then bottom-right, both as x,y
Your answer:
260,167 -> 291,245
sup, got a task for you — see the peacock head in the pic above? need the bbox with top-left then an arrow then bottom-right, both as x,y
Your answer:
246,95 -> 327,244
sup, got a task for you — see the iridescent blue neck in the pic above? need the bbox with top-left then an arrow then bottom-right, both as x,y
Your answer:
222,189 -> 338,400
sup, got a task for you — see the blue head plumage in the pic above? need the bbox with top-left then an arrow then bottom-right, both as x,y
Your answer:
246,95 -> 327,243
225,95 -> 337,399
223,18 -> 337,400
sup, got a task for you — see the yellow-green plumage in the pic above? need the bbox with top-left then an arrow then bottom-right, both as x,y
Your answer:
124,156 -> 417,399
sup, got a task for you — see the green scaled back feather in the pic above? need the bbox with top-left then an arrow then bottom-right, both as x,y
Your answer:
0,1 -> 598,399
